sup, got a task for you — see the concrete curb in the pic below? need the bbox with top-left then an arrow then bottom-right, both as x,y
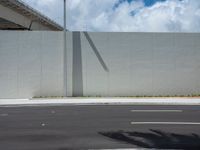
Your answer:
1,98 -> 200,106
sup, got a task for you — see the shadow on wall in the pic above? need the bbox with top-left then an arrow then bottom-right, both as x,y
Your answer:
73,32 -> 83,97
99,129 -> 200,149
83,32 -> 109,72
72,32 -> 109,97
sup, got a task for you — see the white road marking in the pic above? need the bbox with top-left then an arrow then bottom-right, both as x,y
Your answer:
41,123 -> 46,127
131,122 -> 200,125
130,110 -> 183,112
90,149 -> 146,150
0,113 -> 8,117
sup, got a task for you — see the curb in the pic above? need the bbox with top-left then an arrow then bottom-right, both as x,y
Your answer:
1,98 -> 200,107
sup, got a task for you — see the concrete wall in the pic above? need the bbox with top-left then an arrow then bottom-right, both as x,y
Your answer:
0,31 -> 200,98
0,31 -> 64,98
69,32 -> 200,97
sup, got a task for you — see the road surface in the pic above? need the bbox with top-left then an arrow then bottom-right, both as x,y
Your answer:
0,105 -> 200,150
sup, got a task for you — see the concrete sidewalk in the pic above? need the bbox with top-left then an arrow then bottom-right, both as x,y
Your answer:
1,98 -> 200,106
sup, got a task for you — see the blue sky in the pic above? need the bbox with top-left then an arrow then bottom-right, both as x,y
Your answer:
113,0 -> 167,11
116,0 -> 167,7
21,0 -> 200,32
143,0 -> 166,6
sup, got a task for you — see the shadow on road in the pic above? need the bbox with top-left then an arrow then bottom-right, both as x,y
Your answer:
99,129 -> 200,149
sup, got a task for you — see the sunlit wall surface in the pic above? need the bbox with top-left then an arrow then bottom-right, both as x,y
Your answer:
0,31 -> 200,98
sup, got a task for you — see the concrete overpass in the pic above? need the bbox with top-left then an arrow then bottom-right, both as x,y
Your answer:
0,0 -> 63,31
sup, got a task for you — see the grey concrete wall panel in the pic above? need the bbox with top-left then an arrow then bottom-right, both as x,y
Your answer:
66,32 -> 73,97
72,32 -> 200,97
0,31 -> 200,98
0,31 -> 63,98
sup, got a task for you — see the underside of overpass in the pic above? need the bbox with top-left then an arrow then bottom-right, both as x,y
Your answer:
0,17 -> 27,30
0,0 -> 63,31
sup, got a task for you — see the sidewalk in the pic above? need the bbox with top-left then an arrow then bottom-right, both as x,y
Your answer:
1,97 -> 200,106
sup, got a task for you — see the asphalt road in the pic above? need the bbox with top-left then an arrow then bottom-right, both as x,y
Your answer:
0,105 -> 200,150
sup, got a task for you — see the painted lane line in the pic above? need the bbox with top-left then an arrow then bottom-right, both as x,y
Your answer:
131,122 -> 200,125
0,113 -> 8,117
130,110 -> 183,112
90,149 -> 146,150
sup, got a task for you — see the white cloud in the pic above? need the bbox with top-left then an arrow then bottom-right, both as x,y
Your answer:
21,0 -> 200,32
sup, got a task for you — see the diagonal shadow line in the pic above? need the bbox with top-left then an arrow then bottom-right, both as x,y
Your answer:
83,32 -> 109,72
